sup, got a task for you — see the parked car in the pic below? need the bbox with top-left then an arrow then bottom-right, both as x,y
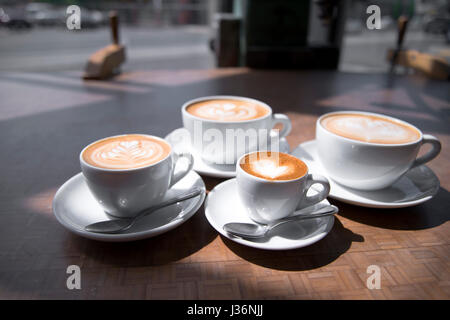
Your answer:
24,3 -> 106,28
0,7 -> 32,29
25,3 -> 65,26
0,7 -> 9,26
82,9 -> 107,28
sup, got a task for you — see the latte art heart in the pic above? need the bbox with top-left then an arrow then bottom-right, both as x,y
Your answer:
186,99 -> 269,121
240,152 -> 308,181
83,135 -> 171,169
251,159 -> 289,179
321,114 -> 420,144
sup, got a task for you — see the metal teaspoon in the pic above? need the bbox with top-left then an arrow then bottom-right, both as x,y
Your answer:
84,187 -> 204,234
223,205 -> 338,239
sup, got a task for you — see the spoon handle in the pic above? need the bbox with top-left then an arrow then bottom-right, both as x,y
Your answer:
133,187 -> 204,223
268,205 -> 338,230
84,187 -> 204,233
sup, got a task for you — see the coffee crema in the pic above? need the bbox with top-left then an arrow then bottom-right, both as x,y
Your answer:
240,152 -> 307,181
82,134 -> 171,169
321,113 -> 420,144
186,99 -> 269,121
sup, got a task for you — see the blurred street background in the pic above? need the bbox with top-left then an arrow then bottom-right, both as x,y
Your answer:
0,0 -> 449,73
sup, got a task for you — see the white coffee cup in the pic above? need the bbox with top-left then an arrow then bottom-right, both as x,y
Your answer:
80,134 -> 194,218
236,152 -> 330,224
316,111 -> 441,190
182,95 -> 292,165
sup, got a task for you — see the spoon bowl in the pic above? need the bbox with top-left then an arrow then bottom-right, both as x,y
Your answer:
223,205 -> 338,239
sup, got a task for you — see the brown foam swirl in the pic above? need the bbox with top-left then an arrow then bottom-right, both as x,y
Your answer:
186,99 -> 269,121
321,113 -> 421,144
83,135 -> 171,169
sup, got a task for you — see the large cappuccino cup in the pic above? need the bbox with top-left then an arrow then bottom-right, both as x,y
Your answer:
182,96 -> 292,165
316,111 -> 441,191
80,134 -> 193,218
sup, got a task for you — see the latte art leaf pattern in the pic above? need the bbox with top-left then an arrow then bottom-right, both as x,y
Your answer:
100,141 -> 156,162
196,102 -> 258,121
186,99 -> 269,121
83,135 -> 171,169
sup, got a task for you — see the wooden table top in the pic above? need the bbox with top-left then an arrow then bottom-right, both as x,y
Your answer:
0,69 -> 449,300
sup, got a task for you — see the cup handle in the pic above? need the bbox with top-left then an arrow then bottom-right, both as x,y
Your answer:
169,152 -> 194,188
411,134 -> 441,169
298,174 -> 331,209
272,114 -> 292,138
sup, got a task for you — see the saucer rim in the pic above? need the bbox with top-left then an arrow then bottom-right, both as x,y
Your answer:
204,178 -> 335,251
294,140 -> 440,208
52,171 -> 206,242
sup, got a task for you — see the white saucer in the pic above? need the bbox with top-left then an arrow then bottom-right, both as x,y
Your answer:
291,140 -> 440,208
165,128 -> 290,178
53,171 -> 206,242
205,179 -> 334,250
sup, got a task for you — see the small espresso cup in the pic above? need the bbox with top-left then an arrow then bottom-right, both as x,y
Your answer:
316,111 -> 442,190
80,134 -> 194,218
236,151 -> 330,224
182,95 -> 292,165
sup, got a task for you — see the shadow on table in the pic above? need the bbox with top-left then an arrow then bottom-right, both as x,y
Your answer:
221,217 -> 363,271
337,187 -> 450,230
71,204 -> 218,267
72,177 -> 228,267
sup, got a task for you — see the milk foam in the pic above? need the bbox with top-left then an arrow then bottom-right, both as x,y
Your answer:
196,102 -> 257,121
241,152 -> 308,181
100,141 -> 156,162
322,114 -> 420,144
250,159 -> 290,179
84,135 -> 170,169
187,99 -> 268,121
